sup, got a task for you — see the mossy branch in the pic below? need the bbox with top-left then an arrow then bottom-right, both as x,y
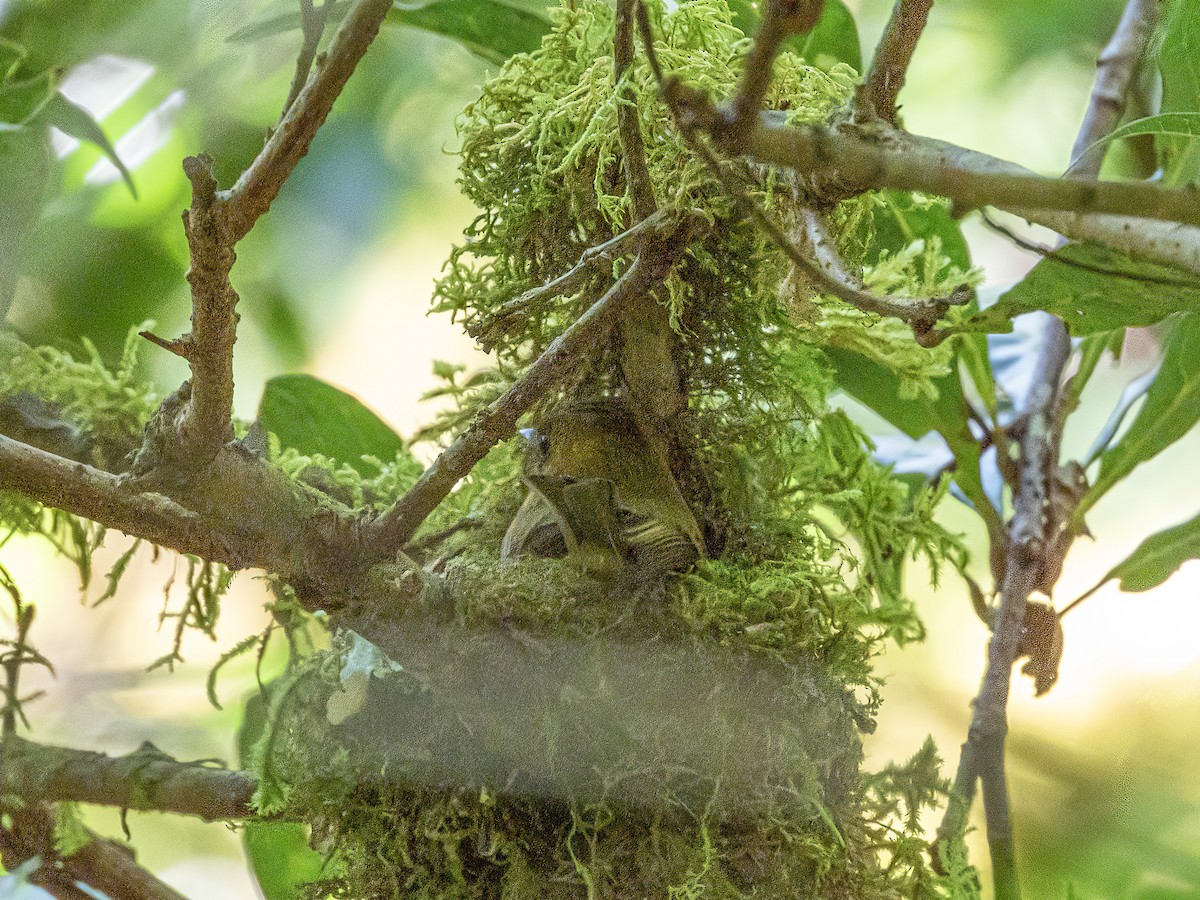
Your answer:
0,737 -> 258,821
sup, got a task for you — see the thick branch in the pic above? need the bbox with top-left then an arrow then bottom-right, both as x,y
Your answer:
221,0 -> 393,240
0,434 -> 245,568
0,801 -> 187,900
368,249 -> 682,555
859,0 -> 933,125
743,121 -> 1200,227
0,737 -> 257,822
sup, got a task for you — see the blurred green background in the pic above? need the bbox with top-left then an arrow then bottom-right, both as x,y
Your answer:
3,0 -> 1199,897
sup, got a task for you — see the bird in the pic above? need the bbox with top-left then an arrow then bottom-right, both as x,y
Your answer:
501,401 -> 704,579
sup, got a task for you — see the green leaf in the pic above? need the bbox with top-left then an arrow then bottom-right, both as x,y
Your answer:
1158,2 -> 1200,185
238,691 -> 324,899
1068,112 -> 1200,175
728,0 -> 861,72
39,92 -> 137,198
0,66 -> 60,127
1078,312 -> 1200,521
230,0 -> 552,66
0,126 -> 52,320
1104,510 -> 1200,594
869,191 -> 972,271
258,374 -> 405,476
964,243 -> 1200,336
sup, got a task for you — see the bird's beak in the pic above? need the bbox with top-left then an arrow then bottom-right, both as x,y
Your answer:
518,427 -> 538,445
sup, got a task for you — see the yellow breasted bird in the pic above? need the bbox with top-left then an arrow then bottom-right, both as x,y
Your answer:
501,402 -> 705,579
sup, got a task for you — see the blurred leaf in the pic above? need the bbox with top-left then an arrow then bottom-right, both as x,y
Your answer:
964,243 -> 1200,335
1083,360 -> 1160,464
230,0 -> 552,65
1101,510 -> 1200,594
1068,112 -> 1200,175
0,66 -> 60,126
238,691 -> 324,900
1080,312 -> 1200,520
728,0 -> 861,72
38,92 -> 137,198
0,126 -> 52,320
868,192 -> 972,271
1064,329 -> 1120,411
1158,1 -> 1200,185
258,374 -> 404,475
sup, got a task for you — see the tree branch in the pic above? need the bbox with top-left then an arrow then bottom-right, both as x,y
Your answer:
859,0 -> 933,125
741,120 -> 1200,227
0,801 -> 188,900
367,242 -> 690,556
0,737 -> 257,822
472,207 -> 678,351
1069,0 -> 1160,176
222,0 -> 393,240
615,0 -> 656,222
131,0 -> 392,481
934,2 -> 1158,890
723,0 -> 825,140
0,434 -> 246,569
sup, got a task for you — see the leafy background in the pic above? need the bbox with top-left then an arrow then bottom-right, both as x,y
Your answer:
2,0 -> 1199,897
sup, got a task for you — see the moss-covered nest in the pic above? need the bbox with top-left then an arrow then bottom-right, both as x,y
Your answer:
243,0 -> 973,897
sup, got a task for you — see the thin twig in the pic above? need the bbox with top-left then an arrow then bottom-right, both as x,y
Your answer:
0,800 -> 188,900
281,0 -> 330,121
473,207 -> 677,350
858,0 -> 933,125
615,0 -> 656,222
222,0 -> 393,240
723,0 -> 826,140
368,242 -> 690,556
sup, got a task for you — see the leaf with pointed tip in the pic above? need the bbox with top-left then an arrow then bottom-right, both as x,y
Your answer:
1067,112 -> 1200,176
258,374 -> 405,476
1083,360 -> 1161,464
39,92 -> 137,198
1078,312 -> 1200,522
964,243 -> 1200,335
1106,511 -> 1200,594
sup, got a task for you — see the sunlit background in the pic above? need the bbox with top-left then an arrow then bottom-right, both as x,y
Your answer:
2,0 -> 1198,897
